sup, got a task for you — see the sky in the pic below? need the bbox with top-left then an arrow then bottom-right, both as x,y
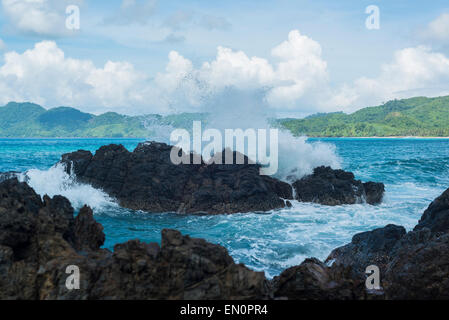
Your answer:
0,0 -> 449,117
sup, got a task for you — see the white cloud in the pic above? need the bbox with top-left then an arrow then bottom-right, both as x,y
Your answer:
0,30 -> 328,114
1,0 -> 83,37
2,30 -> 449,116
153,30 -> 328,111
422,13 -> 449,43
328,46 -> 449,111
0,41 -> 149,114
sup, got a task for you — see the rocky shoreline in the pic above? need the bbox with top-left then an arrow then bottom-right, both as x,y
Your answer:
59,141 -> 384,214
1,177 -> 449,299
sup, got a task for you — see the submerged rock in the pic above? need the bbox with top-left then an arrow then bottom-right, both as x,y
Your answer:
292,166 -> 384,205
60,142 -> 293,214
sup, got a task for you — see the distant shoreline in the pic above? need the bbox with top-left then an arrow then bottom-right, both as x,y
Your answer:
309,136 -> 449,139
0,136 -> 449,140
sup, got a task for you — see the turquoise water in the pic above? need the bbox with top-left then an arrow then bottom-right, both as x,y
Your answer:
1,137 -> 449,278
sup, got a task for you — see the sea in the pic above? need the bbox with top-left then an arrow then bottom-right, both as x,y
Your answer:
1,137 -> 448,278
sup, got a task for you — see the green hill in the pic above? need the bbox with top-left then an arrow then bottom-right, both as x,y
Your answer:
0,102 -> 206,138
278,96 -> 449,137
1,96 -> 449,137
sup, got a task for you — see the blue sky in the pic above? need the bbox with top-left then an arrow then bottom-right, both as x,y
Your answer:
0,0 -> 449,117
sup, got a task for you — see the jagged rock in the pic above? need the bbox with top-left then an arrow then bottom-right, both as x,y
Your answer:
384,230 -> 449,299
0,171 -> 20,183
363,182 -> 385,205
2,177 -> 449,300
292,166 -> 384,205
325,186 -> 449,299
60,142 -> 293,214
0,179 -> 269,299
272,258 -> 365,300
414,188 -> 449,234
381,187 -> 449,299
74,206 -> 105,251
325,224 -> 406,276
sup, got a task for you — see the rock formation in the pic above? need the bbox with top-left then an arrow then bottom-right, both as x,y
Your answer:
58,143 -> 384,214
0,179 -> 268,299
60,142 -> 293,214
292,166 -> 384,205
1,178 -> 449,299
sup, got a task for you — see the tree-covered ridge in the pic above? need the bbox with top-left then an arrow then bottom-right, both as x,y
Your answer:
278,96 -> 449,137
0,102 -> 208,138
1,96 -> 449,137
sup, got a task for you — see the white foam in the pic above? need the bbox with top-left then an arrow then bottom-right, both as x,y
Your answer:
20,163 -> 116,211
276,132 -> 341,181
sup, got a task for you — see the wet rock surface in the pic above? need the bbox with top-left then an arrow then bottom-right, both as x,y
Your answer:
325,185 -> 449,299
292,166 -> 384,205
60,142 -> 293,214
1,178 -> 449,300
0,179 -> 269,299
325,224 -> 406,276
0,171 -> 20,183
414,188 -> 449,234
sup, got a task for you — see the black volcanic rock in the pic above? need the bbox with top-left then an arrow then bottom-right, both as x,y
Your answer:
272,258 -> 365,300
0,179 -> 269,299
325,224 -> 406,276
322,186 -> 449,299
0,171 -> 20,183
363,181 -> 385,205
292,166 -> 384,205
414,188 -> 449,234
2,178 -> 449,300
60,142 -> 293,214
383,229 -> 449,299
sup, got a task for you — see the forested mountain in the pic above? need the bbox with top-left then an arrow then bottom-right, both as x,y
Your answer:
278,96 -> 449,137
1,96 -> 449,137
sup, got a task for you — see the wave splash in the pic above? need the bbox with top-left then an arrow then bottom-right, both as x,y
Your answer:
276,132 -> 341,181
141,88 -> 342,182
19,163 -> 116,211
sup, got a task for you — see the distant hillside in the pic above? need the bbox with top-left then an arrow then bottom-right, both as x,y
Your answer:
1,96 -> 449,137
278,96 -> 449,137
0,102 -> 207,138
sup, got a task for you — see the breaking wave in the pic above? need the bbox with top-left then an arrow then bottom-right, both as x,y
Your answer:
19,163 -> 116,211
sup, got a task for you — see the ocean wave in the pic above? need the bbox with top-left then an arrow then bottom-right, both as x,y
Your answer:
19,163 -> 117,211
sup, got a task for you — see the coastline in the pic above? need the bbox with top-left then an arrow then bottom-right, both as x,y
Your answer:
309,136 -> 449,139
0,135 -> 449,139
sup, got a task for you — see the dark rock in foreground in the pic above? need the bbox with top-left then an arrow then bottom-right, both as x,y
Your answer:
414,188 -> 449,234
272,258 -> 365,300
326,186 -> 449,299
1,178 -> 449,299
0,171 -> 20,183
60,142 -> 293,214
325,224 -> 406,276
0,179 -> 268,299
292,166 -> 384,205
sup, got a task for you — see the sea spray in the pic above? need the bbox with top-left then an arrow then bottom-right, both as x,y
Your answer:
20,163 -> 116,211
276,132 -> 341,181
145,87 -> 342,180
